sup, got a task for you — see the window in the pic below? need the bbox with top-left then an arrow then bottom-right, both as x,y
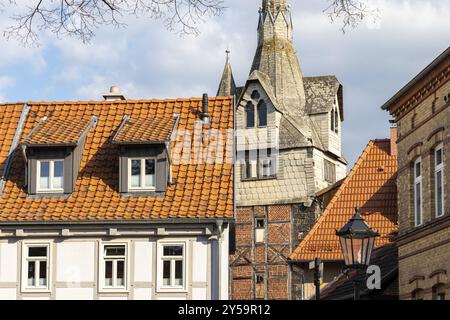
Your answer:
257,100 -> 268,127
335,109 -> 339,133
255,219 -> 265,244
331,110 -> 335,132
251,90 -> 260,100
432,284 -> 446,300
414,158 -> 423,226
412,289 -> 424,300
245,150 -> 258,179
255,274 -> 265,299
243,149 -> 277,180
128,158 -> 156,191
324,160 -> 336,184
158,243 -> 186,291
435,144 -> 444,218
101,244 -> 127,290
22,244 -> 50,291
246,102 -> 255,128
37,160 -> 64,193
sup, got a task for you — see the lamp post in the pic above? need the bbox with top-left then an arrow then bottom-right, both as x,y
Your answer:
336,208 -> 379,300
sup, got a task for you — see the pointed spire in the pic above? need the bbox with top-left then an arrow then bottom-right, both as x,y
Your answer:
217,49 -> 237,97
251,0 -> 306,116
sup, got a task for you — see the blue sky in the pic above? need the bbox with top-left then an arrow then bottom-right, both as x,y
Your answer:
0,0 -> 449,167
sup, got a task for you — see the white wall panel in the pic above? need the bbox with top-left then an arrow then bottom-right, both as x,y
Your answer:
192,240 -> 208,283
0,242 -> 18,282
56,241 -> 95,283
0,288 -> 16,300
133,241 -> 153,283
55,288 -> 94,300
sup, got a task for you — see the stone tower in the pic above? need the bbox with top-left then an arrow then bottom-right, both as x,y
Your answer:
221,0 -> 347,300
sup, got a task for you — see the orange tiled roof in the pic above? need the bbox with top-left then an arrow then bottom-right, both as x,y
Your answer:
289,140 -> 398,261
22,115 -> 95,146
113,115 -> 177,144
0,104 -> 24,178
0,98 -> 234,222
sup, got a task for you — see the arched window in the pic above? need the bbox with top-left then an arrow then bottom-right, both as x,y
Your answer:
335,109 -> 339,133
432,284 -> 446,300
251,90 -> 260,100
257,100 -> 267,127
412,289 -> 424,300
246,102 -> 255,128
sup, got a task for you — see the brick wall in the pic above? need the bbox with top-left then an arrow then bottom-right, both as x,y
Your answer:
394,62 -> 450,300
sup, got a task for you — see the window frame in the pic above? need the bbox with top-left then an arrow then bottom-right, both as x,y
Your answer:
36,159 -> 65,193
98,242 -> 129,293
324,159 -> 336,184
435,143 -> 444,218
414,157 -> 423,227
156,241 -> 188,293
127,157 -> 157,192
21,242 -> 51,293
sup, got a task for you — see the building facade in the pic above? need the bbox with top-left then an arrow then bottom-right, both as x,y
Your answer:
0,96 -> 234,300
382,47 -> 450,300
217,0 -> 347,299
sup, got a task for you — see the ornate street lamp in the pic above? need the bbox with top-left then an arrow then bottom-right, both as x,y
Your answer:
336,208 -> 380,299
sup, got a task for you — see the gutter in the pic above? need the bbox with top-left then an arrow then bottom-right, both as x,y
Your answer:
0,218 -> 233,227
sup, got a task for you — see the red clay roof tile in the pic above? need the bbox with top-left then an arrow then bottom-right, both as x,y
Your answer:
289,140 -> 398,261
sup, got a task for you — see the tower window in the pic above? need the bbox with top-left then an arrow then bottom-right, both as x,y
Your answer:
246,102 -> 255,128
331,110 -> 335,132
324,159 -> 336,184
257,100 -> 268,127
335,109 -> 339,133
251,90 -> 261,100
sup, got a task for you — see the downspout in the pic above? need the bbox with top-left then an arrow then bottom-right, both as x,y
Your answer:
0,104 -> 31,195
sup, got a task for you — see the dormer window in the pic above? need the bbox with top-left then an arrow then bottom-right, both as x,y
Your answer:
21,116 -> 97,196
37,160 -> 64,193
129,158 -> 156,191
113,114 -> 179,196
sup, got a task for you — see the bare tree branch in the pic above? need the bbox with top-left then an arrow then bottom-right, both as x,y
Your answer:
0,0 -> 379,47
1,0 -> 225,46
324,0 -> 380,32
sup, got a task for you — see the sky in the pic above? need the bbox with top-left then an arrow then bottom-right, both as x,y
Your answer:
0,0 -> 449,167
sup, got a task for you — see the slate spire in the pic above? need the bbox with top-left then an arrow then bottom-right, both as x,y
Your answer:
251,0 -> 306,116
217,49 -> 237,97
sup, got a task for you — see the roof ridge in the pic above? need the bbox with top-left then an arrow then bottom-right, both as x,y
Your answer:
0,96 -> 233,107
289,140 -> 377,259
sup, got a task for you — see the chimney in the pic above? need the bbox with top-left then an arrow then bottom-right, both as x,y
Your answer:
103,86 -> 126,101
389,120 -> 398,156
201,93 -> 210,125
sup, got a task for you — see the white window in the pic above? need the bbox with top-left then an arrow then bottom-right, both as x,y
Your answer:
22,243 -> 50,292
255,219 -> 265,244
37,160 -> 64,193
158,242 -> 186,291
129,158 -> 156,191
414,158 -> 423,226
435,144 -> 444,218
100,244 -> 127,291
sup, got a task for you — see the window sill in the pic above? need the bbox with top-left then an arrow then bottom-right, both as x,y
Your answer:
121,191 -> 165,198
21,288 -> 51,294
28,193 -> 70,200
98,287 -> 129,294
241,176 -> 277,182
156,287 -> 188,294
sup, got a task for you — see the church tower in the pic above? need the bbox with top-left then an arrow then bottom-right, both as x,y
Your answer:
222,0 -> 347,300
